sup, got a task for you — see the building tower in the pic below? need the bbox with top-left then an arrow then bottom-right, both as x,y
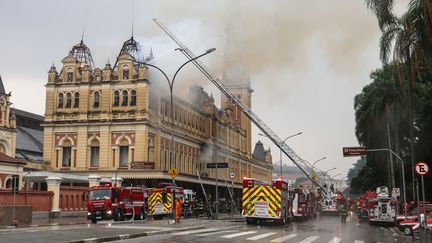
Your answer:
0,75 -> 17,157
221,65 -> 253,158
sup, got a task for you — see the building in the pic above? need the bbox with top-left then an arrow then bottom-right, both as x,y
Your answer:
42,37 -> 272,195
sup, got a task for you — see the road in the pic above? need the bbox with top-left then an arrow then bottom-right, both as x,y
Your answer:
111,215 -> 414,243
0,214 -> 416,243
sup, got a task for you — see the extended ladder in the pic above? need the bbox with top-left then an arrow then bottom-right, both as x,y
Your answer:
153,19 -> 325,192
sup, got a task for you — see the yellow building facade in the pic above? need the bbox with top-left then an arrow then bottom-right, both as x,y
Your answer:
43,38 -> 272,186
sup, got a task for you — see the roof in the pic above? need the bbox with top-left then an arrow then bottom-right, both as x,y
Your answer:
13,108 -> 44,122
0,74 -> 5,94
23,171 -> 90,183
16,127 -> 44,162
0,152 -> 26,165
253,140 -> 266,161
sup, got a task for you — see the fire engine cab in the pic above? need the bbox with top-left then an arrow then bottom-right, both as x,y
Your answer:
291,187 -> 317,220
87,182 -> 147,223
368,186 -> 397,225
242,177 -> 290,224
147,183 -> 184,220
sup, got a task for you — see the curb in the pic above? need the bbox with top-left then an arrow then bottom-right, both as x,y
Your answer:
65,225 -> 206,243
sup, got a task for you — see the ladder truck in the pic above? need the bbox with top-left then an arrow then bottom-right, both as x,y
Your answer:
152,19 -> 325,193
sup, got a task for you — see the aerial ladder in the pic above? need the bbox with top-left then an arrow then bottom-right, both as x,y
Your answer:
153,18 -> 325,192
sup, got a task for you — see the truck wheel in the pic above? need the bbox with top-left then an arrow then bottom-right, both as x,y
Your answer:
135,209 -> 145,220
402,226 -> 412,236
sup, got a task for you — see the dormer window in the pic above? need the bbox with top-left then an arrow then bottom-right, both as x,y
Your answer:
66,68 -> 73,82
96,76 -> 101,82
122,65 -> 130,80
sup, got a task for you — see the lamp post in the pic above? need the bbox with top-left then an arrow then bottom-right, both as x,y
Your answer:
315,167 -> 336,185
136,47 -> 215,224
259,132 -> 302,180
367,148 -> 407,214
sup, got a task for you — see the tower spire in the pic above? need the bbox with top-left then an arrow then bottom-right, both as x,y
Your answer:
131,0 -> 135,38
81,0 -> 87,42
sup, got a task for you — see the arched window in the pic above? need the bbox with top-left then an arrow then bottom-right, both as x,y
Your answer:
122,65 -> 130,80
113,91 -> 120,107
62,140 -> 72,167
73,92 -> 80,108
93,92 -> 100,108
119,138 -> 129,167
130,90 -> 136,106
65,93 -> 72,108
58,93 -> 64,108
121,90 -> 128,106
90,139 -> 99,167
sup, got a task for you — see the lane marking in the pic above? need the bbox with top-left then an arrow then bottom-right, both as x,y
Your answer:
106,225 -> 171,230
270,234 -> 297,242
221,231 -> 257,238
354,241 -> 365,243
299,236 -> 320,243
173,228 -> 219,235
246,232 -> 277,240
328,237 -> 341,243
196,230 -> 238,236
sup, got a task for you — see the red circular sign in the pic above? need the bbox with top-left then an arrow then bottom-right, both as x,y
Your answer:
414,162 -> 430,176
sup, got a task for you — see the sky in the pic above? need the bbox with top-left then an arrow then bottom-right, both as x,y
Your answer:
0,0 -> 409,180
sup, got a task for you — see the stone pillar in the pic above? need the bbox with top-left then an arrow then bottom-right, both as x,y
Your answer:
45,176 -> 62,218
88,174 -> 101,187
110,177 -> 123,187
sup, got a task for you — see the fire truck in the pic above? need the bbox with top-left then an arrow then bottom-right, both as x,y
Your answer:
242,177 -> 291,224
367,186 -> 397,225
291,188 -> 317,220
147,183 -> 184,219
87,182 -> 147,223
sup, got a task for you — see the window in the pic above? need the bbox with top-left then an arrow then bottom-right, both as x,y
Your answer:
58,93 -> 64,108
73,92 -> 80,108
119,146 -> 129,167
113,91 -> 120,106
65,93 -> 72,108
90,140 -> 99,167
62,140 -> 72,167
93,92 -> 100,108
121,90 -> 128,106
122,65 -> 129,80
67,71 -> 73,82
130,90 -> 136,106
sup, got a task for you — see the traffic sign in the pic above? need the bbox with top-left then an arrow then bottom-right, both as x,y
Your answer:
392,188 -> 400,198
229,171 -> 236,179
207,162 -> 229,169
343,147 -> 367,157
414,161 -> 429,176
168,168 -> 179,178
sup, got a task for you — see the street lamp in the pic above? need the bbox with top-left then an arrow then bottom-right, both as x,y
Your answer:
330,173 -> 342,186
315,167 -> 336,185
136,47 -> 216,223
259,132 -> 302,181
367,148 -> 407,214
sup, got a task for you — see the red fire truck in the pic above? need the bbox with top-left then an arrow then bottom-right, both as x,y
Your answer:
147,183 -> 184,220
242,177 -> 291,224
367,186 -> 397,225
87,182 -> 147,223
291,188 -> 317,220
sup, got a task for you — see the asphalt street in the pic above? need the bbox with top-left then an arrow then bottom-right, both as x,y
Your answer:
0,214 -> 417,243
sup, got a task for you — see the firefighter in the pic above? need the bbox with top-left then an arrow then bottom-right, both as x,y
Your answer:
175,198 -> 183,223
340,203 -> 348,223
195,199 -> 204,218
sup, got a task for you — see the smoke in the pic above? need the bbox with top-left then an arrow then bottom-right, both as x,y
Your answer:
116,0 -> 380,99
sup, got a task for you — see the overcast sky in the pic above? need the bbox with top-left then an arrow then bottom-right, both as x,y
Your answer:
0,0 -> 409,180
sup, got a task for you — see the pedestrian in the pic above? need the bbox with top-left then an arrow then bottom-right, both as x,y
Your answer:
175,198 -> 183,223
340,203 -> 348,223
